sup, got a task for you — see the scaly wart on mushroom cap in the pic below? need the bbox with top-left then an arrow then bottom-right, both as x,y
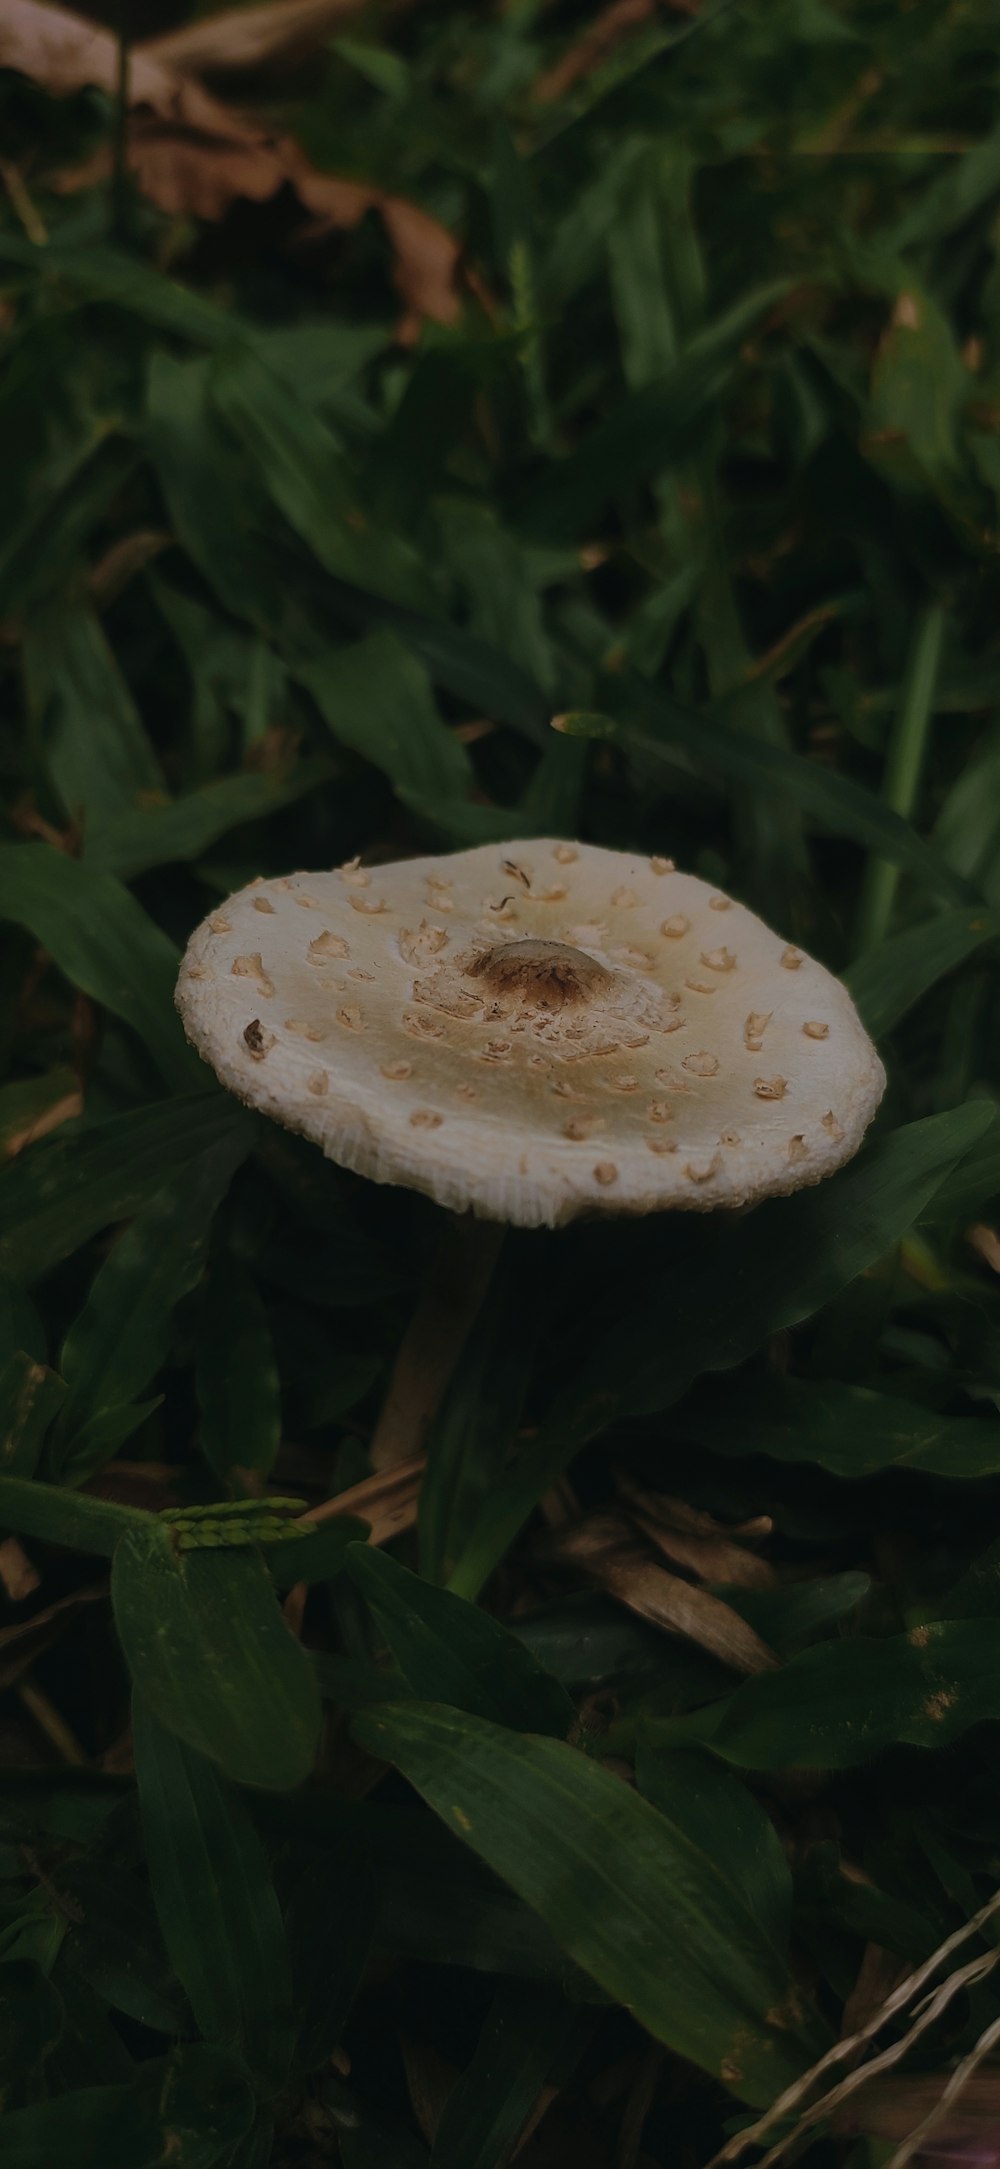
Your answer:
175,840 -> 886,1230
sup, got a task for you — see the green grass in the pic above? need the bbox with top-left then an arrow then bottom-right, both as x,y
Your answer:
2,0 -> 1000,2160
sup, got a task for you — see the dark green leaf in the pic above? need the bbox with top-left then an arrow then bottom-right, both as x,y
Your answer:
285,1842 -> 376,2078
0,1961 -> 63,2107
680,1375 -> 1000,1480
691,1621 -> 1000,1770
346,1545 -> 575,1736
450,1105 -> 992,1596
297,631 -> 472,803
88,761 -> 336,883
0,1096 -> 253,1285
51,1135 -> 250,1482
195,1261 -> 281,1495
0,847 -> 202,1091
513,284 -> 788,540
111,1522 -> 321,1789
430,1985 -> 585,2169
0,1473 -> 147,1559
209,350 -> 440,614
0,2044 -> 253,2169
560,693 -> 972,906
23,603 -> 163,833
845,907 -> 1000,1036
134,1703 -> 293,2089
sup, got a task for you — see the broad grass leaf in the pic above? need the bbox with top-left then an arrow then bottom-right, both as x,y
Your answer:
112,1523 -> 321,1789
0,1094 -> 253,1285
0,2043 -> 253,2168
0,846 -> 201,1090
0,1353 -> 66,1478
695,1621 -> 1000,1771
298,631 -> 472,803
450,1105 -> 993,1596
50,1134 -> 250,1483
134,1703 -> 294,2091
209,350 -> 440,615
354,1701 -> 825,2106
430,1985 -> 585,2169
560,694 -> 971,906
681,1375 -> 1000,1480
195,1261 -> 281,1495
346,1544 -> 574,1737
845,907 -> 1000,1036
24,602 -> 163,833
88,760 -> 336,882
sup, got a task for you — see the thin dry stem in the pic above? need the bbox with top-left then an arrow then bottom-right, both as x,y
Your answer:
707,1884 -> 1000,2168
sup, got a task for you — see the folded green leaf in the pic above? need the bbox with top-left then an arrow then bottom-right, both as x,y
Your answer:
111,1522 -> 321,1790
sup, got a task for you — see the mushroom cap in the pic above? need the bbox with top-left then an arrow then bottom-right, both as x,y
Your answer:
175,841 -> 886,1230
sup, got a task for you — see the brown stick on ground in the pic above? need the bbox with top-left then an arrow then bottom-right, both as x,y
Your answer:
369,1217 -> 504,1472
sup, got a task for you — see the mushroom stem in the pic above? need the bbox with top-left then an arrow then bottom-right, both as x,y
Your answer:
368,1214 -> 505,1473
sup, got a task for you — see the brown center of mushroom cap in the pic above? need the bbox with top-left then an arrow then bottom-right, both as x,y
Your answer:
466,939 -> 615,1012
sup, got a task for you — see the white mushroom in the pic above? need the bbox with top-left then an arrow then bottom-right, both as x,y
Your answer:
176,839 -> 885,1232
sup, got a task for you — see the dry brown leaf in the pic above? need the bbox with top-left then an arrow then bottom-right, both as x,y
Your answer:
4,1087 -> 83,1160
551,1511 -> 778,1675
834,2069 -> 1000,2138
0,1537 -> 40,1603
144,0 -> 372,77
298,1453 -> 425,1546
968,1221 -> 1000,1273
617,1474 -> 776,1590
3,0 -> 466,330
